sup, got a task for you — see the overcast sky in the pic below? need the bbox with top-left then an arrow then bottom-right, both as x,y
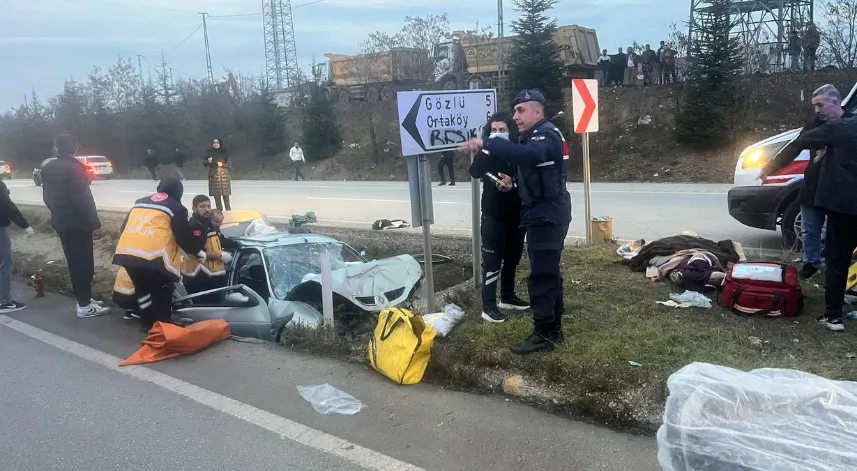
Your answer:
1,0 -> 685,110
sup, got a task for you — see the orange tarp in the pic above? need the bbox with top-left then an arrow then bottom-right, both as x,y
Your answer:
119,320 -> 231,366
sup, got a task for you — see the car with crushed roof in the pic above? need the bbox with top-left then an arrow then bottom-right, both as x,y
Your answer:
171,216 -> 423,342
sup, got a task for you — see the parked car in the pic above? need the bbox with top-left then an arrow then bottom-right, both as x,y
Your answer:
170,216 -> 423,342
0,161 -> 11,180
727,82 -> 857,247
33,157 -> 95,186
75,155 -> 114,179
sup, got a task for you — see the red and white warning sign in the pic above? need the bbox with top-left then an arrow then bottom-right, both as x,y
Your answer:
571,79 -> 599,134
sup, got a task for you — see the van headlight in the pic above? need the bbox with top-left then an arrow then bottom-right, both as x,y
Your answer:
740,143 -> 786,170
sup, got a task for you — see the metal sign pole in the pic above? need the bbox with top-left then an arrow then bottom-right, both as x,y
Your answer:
320,251 -> 335,332
582,132 -> 593,244
471,150 -> 481,290
418,154 -> 436,313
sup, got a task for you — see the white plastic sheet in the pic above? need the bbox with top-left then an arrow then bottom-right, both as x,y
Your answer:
244,218 -> 279,237
297,384 -> 365,415
657,362 -> 857,471
421,303 -> 464,337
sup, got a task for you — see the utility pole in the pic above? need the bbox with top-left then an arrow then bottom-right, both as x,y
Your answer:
136,54 -> 145,88
497,0 -> 505,96
199,12 -> 215,85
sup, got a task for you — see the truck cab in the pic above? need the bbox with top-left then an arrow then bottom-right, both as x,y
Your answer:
727,82 -> 857,247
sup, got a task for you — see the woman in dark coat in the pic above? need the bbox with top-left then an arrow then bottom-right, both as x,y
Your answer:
203,137 -> 232,211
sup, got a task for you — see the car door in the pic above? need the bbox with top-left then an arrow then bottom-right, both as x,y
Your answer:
171,284 -> 275,340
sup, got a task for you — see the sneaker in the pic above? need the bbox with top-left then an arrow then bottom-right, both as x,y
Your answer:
77,302 -> 110,319
0,301 -> 27,313
800,263 -> 820,280
76,298 -> 104,308
510,331 -> 555,355
817,315 -> 845,332
448,182 -> 455,186
123,310 -> 141,320
499,295 -> 530,311
481,307 -> 507,323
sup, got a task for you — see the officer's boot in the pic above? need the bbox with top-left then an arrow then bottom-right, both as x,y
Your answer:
509,323 -> 555,355
549,315 -> 565,344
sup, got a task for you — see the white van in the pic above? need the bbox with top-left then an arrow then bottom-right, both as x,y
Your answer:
727,82 -> 857,247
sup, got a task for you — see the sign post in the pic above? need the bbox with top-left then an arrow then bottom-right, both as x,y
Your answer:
571,79 -> 599,244
398,89 -> 496,308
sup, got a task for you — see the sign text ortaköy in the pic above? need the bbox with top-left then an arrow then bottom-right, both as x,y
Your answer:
397,89 -> 497,156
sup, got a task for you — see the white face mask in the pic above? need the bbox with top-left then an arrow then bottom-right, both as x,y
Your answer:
489,132 -> 509,140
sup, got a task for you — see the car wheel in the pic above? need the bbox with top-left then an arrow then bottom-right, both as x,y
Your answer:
781,200 -> 801,251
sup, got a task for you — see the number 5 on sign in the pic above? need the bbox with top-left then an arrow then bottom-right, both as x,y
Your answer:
572,79 -> 599,134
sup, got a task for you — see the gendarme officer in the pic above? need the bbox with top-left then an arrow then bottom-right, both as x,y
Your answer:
461,89 -> 571,354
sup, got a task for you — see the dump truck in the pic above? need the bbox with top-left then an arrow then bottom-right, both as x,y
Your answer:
311,48 -> 431,103
433,25 -> 601,91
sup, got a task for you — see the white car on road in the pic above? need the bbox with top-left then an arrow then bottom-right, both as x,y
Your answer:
75,155 -> 114,179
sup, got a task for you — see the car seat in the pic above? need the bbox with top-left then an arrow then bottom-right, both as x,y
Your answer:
246,265 -> 270,302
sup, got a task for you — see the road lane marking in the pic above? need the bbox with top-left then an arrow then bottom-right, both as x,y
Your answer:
306,197 -> 460,204
0,315 -> 424,471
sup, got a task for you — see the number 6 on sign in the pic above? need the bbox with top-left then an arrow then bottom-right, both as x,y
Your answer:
572,79 -> 599,134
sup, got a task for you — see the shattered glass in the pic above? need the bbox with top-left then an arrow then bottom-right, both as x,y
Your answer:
263,242 -> 365,299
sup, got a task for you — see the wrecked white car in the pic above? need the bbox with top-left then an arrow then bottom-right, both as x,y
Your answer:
171,231 -> 423,342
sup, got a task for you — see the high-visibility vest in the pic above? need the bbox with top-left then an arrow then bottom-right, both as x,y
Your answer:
114,201 -> 184,280
182,229 -> 225,278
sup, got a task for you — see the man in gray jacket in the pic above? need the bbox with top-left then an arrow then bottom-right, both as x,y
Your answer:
772,84 -> 856,331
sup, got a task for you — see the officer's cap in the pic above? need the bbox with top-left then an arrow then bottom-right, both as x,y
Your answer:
512,89 -> 545,107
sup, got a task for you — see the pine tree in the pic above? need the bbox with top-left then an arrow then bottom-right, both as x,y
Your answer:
255,81 -> 288,162
508,0 -> 565,115
675,0 -> 744,146
301,69 -> 342,161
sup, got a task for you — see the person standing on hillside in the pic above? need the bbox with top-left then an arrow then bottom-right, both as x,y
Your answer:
468,112 -> 529,323
598,49 -> 611,86
642,44 -> 658,86
204,137 -> 232,211
461,90 -> 572,355
42,134 -> 110,318
0,180 -> 34,313
438,150 -> 456,186
174,148 -> 186,180
289,142 -> 307,181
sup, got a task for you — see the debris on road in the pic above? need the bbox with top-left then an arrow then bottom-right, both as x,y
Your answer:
297,383 -> 365,415
422,304 -> 464,338
657,291 -> 712,309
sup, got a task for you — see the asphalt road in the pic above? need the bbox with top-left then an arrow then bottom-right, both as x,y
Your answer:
7,177 -> 783,249
0,283 -> 660,471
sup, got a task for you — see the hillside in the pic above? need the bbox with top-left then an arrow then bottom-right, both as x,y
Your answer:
278,69 -> 856,184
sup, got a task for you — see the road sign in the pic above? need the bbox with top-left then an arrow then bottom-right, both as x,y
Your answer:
572,78 -> 599,244
572,79 -> 599,134
397,89 -> 497,157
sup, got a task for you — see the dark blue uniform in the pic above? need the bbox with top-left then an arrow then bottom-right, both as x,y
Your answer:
482,90 -> 571,353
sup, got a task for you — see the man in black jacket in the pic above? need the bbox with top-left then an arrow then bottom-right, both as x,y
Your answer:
42,134 -> 109,318
766,84 -> 856,332
174,148 -> 186,180
0,180 -> 34,313
762,87 -> 844,279
469,112 -> 529,323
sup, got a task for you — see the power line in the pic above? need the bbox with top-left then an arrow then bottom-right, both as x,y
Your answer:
142,22 -> 203,58
210,0 -> 326,20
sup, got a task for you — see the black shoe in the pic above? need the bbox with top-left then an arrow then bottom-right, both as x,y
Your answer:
817,315 -> 844,332
438,182 -> 447,186
481,307 -> 507,323
499,295 -> 530,311
550,329 -> 565,344
0,300 -> 27,313
123,310 -> 141,320
800,263 -> 819,280
510,331 -> 555,355
448,182 -> 455,186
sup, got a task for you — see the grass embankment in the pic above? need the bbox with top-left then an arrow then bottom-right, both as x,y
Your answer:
286,244 -> 857,431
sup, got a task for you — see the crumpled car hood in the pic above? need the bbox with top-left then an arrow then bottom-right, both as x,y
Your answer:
286,254 -> 422,311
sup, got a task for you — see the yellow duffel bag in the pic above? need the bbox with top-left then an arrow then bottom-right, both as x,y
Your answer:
368,307 -> 437,385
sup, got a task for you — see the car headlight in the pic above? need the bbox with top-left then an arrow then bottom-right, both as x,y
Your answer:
741,143 -> 785,170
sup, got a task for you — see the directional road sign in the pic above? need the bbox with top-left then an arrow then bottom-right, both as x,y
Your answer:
572,79 -> 599,134
397,89 -> 497,157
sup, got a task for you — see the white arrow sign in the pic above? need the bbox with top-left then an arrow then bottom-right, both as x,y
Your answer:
397,89 -> 497,156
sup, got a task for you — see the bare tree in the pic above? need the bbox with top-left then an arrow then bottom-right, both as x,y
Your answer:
819,0 -> 857,69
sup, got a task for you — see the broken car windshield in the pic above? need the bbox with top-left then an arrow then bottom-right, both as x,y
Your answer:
263,242 -> 365,299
